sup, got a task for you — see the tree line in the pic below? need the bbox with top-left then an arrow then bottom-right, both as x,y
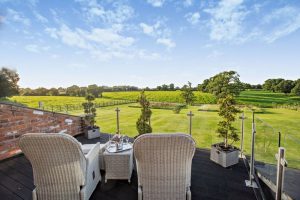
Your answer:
1,66 -> 299,98
262,78 -> 300,95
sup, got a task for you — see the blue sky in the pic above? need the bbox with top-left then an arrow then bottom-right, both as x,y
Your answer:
0,0 -> 300,88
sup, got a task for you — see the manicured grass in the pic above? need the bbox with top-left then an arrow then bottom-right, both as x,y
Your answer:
237,90 -> 300,108
103,91 -> 217,104
70,103 -> 300,169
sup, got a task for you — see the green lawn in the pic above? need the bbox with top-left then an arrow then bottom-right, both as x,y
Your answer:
70,103 -> 300,169
237,90 -> 300,107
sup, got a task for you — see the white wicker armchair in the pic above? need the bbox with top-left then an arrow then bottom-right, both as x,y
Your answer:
133,133 -> 196,200
19,133 -> 101,200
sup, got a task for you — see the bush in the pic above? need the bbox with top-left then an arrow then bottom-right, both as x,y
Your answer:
173,104 -> 186,114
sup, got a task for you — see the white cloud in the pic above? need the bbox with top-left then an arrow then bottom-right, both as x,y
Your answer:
185,12 -> 200,25
263,6 -> 300,43
140,23 -> 154,35
5,8 -> 31,26
77,1 -> 134,24
204,0 -> 248,41
139,20 -> 170,38
140,20 -> 175,49
45,24 -> 138,60
147,0 -> 165,7
79,28 -> 135,49
46,25 -> 91,50
33,11 -> 48,23
183,0 -> 193,7
156,38 -> 176,48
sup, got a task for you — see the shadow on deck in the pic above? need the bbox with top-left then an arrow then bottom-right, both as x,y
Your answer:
0,134 -> 259,200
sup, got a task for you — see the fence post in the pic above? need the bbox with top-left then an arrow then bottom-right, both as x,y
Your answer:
187,111 -> 194,136
115,107 -> 120,134
278,132 -> 281,147
245,112 -> 258,188
276,147 -> 287,200
239,112 -> 246,158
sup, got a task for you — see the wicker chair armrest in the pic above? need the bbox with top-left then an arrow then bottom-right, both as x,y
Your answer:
85,142 -> 100,161
138,186 -> 143,200
82,142 -> 101,200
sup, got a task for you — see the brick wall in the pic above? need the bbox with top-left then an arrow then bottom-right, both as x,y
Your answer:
0,103 -> 84,160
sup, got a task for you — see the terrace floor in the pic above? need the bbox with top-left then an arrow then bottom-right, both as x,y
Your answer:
0,134 -> 261,200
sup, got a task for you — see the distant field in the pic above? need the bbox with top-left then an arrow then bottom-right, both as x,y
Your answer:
237,90 -> 300,107
103,91 -> 217,104
7,96 -> 115,109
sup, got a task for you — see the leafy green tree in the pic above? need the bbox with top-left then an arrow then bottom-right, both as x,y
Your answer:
0,67 -> 20,98
48,88 -> 59,96
87,84 -> 102,98
198,79 -> 210,92
82,94 -> 97,128
161,84 -> 169,91
181,81 -> 196,105
79,87 -> 87,97
34,87 -> 48,96
216,95 -> 240,148
277,80 -> 295,94
263,78 -> 284,92
291,80 -> 300,96
206,71 -> 242,99
66,85 -> 80,96
20,88 -> 33,96
169,83 -> 175,91
136,91 -> 152,135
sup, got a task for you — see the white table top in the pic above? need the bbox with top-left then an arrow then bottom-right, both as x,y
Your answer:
105,143 -> 133,154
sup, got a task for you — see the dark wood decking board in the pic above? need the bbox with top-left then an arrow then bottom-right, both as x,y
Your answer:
0,134 -> 258,200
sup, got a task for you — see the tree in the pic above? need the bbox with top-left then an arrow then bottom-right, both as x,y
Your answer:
216,95 -> 240,148
82,94 -> 97,128
263,78 -> 284,92
34,87 -> 48,96
198,79 -> 210,92
206,71 -> 242,99
291,80 -> 300,96
66,85 -> 80,96
0,67 -> 20,98
87,84 -> 102,98
161,84 -> 169,91
136,91 -> 152,135
79,87 -> 87,97
48,88 -> 59,96
181,81 -> 196,105
277,80 -> 295,94
169,83 -> 175,91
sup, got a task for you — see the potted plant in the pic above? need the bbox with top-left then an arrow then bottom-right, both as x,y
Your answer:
82,94 -> 100,139
210,95 -> 240,167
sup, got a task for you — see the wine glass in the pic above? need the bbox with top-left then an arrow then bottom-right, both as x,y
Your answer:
124,136 -> 129,145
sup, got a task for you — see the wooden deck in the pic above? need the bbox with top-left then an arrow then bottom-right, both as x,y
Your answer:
0,134 -> 260,200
